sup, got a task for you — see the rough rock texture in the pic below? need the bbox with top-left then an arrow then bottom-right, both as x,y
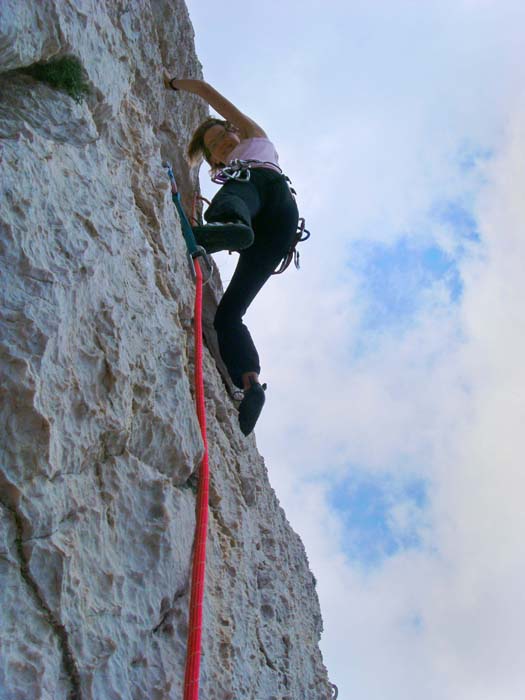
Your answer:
0,2 -> 331,699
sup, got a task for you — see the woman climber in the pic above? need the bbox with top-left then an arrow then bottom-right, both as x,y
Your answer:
164,73 -> 299,437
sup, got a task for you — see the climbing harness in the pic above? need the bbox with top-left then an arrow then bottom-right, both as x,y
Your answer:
164,162 -> 210,700
211,159 -> 311,275
211,158 -> 280,184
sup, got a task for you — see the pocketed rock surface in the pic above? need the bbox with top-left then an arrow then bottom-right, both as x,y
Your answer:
0,2 -> 331,699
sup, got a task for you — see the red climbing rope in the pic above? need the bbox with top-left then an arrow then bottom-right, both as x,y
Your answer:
183,256 -> 210,700
189,193 -> 212,226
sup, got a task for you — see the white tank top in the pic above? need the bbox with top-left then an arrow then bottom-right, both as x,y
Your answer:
227,137 -> 281,172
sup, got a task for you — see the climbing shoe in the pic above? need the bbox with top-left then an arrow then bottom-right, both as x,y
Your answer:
192,221 -> 254,254
238,380 -> 266,436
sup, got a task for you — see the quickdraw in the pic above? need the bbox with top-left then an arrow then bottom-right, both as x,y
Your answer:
163,161 -> 212,282
273,216 -> 310,275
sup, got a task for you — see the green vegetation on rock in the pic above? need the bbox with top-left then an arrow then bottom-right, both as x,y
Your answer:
22,56 -> 90,103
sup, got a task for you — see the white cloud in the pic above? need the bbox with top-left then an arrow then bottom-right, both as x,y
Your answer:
268,101 -> 525,700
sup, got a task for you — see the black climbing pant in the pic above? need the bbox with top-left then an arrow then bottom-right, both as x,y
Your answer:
204,167 -> 299,389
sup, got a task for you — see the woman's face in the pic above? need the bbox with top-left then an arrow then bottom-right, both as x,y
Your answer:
203,125 -> 240,166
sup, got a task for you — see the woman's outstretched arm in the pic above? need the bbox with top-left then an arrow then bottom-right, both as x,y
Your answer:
164,73 -> 267,139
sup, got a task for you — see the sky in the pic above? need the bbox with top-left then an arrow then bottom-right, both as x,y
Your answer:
183,2 -> 525,698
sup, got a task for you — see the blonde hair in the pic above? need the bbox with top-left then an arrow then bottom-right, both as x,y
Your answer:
187,117 -> 239,176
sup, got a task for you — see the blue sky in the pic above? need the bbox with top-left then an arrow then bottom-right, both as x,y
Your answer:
183,2 -> 525,697
329,472 -> 428,566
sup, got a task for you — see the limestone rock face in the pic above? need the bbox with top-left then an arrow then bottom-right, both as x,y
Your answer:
0,2 -> 331,699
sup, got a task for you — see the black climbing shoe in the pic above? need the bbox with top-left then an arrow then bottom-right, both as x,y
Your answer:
192,221 -> 254,254
238,380 -> 266,436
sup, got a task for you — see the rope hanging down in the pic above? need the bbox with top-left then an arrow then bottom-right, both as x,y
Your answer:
163,162 -> 210,700
183,257 -> 208,700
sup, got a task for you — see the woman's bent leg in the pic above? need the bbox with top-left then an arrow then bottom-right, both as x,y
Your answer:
204,178 -> 261,226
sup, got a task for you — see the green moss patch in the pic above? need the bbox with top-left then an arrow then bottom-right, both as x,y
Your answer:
22,55 -> 90,103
